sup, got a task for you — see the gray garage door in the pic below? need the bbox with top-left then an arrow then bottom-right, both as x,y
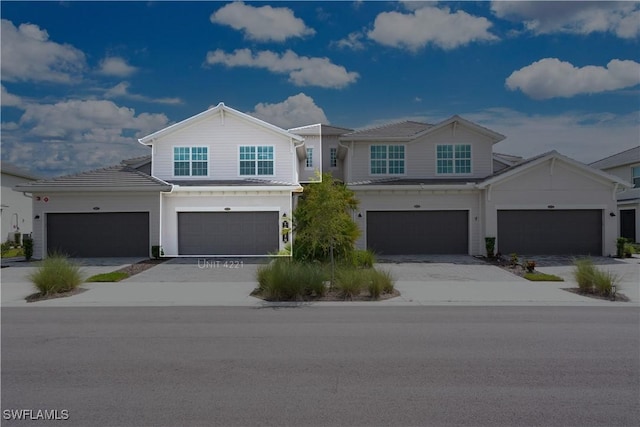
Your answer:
367,210 -> 468,255
497,210 -> 602,255
47,212 -> 149,257
178,212 -> 279,255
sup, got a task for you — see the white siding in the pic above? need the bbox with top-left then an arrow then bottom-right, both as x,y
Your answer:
483,159 -> 619,256
151,111 -> 297,183
161,190 -> 292,256
1,174 -> 35,242
353,189 -> 482,254
347,123 -> 495,182
299,134 -> 321,182
322,135 -> 344,181
31,192 -> 161,259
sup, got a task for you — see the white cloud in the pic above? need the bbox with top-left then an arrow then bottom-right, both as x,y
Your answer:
491,1 -> 640,39
367,6 -> 498,51
250,93 -> 328,129
0,19 -> 86,83
18,99 -> 169,143
506,58 -> 640,99
210,1 -> 315,42
1,85 -> 23,107
205,48 -> 359,89
97,57 -> 138,77
105,81 -> 182,105
333,32 -> 365,50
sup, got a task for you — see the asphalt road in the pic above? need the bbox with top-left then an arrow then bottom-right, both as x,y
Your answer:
2,306 -> 639,427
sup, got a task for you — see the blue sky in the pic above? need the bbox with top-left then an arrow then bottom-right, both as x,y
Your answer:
1,1 -> 639,177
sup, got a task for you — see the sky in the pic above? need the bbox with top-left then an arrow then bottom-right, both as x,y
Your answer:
1,1 -> 639,178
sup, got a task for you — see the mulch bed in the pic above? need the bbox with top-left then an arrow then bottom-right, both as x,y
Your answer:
252,288 -> 400,302
564,287 -> 630,302
26,288 -> 87,303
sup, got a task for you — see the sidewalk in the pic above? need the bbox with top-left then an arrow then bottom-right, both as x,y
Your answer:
2,257 -> 638,308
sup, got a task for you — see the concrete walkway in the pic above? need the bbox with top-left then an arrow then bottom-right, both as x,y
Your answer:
1,256 -> 638,308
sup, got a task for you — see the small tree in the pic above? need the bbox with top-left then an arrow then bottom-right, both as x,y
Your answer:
293,172 -> 360,264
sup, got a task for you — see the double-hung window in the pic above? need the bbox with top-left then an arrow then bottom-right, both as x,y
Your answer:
174,147 -> 208,176
633,166 -> 640,188
239,146 -> 274,176
370,145 -> 405,175
437,144 -> 471,174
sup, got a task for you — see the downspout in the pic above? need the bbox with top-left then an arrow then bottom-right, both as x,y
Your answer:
338,139 -> 351,183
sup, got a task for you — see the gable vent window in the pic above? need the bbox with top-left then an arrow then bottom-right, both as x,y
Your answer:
633,166 -> 640,188
174,147 -> 208,177
437,144 -> 471,174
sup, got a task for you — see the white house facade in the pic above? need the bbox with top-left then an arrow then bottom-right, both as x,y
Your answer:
1,162 -> 40,244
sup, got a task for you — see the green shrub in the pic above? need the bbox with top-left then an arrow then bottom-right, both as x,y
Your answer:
616,237 -> 627,258
368,268 -> 395,299
352,249 -> 376,268
592,269 -> 619,296
509,253 -> 519,267
523,272 -> 564,282
23,237 -> 33,261
623,243 -> 635,258
1,240 -> 11,254
485,237 -> 496,258
335,268 -> 368,300
573,258 -> 596,292
524,260 -> 536,273
256,259 -> 326,301
28,254 -> 85,296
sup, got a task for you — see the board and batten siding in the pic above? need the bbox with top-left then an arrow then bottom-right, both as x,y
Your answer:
160,191 -> 292,256
483,160 -> 619,256
352,189 -> 482,254
151,112 -> 297,183
346,124 -> 495,183
31,192 -> 161,259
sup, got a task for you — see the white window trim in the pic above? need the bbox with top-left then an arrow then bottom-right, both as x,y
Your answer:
435,144 -> 473,176
172,146 -> 209,178
632,165 -> 640,188
305,147 -> 314,170
369,144 -> 407,176
237,145 -> 276,177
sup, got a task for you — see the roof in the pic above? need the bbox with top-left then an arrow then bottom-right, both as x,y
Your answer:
1,161 -> 42,181
478,150 -> 633,189
493,152 -> 523,166
139,102 -> 304,145
589,146 -> 640,170
121,155 -> 151,168
342,121 -> 432,140
169,178 -> 298,187
13,163 -> 171,193
288,124 -> 353,135
348,177 -> 484,186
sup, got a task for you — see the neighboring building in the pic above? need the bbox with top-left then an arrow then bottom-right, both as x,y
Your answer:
590,146 -> 640,243
1,161 -> 40,244
15,105 -> 632,259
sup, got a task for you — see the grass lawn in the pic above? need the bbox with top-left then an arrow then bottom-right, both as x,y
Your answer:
524,272 -> 564,282
86,272 -> 130,282
1,248 -> 24,258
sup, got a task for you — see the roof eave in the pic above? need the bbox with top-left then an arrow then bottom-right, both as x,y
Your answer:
347,183 -> 477,191
170,184 -> 303,193
13,185 -> 172,193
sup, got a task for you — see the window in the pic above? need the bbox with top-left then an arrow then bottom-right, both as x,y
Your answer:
306,148 -> 313,169
437,144 -> 471,174
174,147 -> 208,176
633,166 -> 640,188
370,145 -> 405,175
330,148 -> 337,168
239,146 -> 274,176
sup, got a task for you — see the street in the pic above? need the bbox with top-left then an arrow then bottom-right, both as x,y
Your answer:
2,306 -> 639,426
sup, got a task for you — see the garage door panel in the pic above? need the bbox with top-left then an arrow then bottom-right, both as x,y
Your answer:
178,212 -> 278,255
497,210 -> 601,255
47,212 -> 149,257
367,211 -> 468,255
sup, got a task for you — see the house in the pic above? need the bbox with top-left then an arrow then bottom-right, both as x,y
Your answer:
14,104 -> 632,259
1,161 -> 40,244
338,116 -> 631,256
590,146 -> 640,243
16,103 -> 304,259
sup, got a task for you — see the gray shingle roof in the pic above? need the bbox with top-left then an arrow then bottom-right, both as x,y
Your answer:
342,121 -> 432,140
13,164 -> 171,192
589,146 -> 640,170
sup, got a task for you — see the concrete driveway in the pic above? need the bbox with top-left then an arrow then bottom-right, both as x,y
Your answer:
1,255 -> 638,307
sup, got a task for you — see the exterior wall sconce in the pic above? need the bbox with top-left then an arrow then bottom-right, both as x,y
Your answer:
357,213 -> 362,218
609,212 -> 616,217
34,215 -> 40,220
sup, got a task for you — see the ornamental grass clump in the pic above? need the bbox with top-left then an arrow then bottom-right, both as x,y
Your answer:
256,259 -> 326,301
29,253 -> 85,296
335,268 -> 367,300
592,269 -> 619,297
368,269 -> 395,300
573,258 -> 597,293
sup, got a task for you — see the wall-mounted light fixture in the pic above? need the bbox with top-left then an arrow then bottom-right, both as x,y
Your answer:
357,213 -> 362,218
609,212 -> 616,217
34,215 -> 40,220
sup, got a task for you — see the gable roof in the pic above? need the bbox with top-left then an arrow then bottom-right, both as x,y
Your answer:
288,123 -> 353,135
478,150 -> 633,189
138,102 -> 304,145
589,146 -> 640,170
339,115 -> 505,143
13,163 -> 171,193
1,161 -> 41,181
493,152 -> 523,166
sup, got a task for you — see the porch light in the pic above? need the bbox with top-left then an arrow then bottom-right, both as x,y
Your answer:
609,212 -> 616,217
